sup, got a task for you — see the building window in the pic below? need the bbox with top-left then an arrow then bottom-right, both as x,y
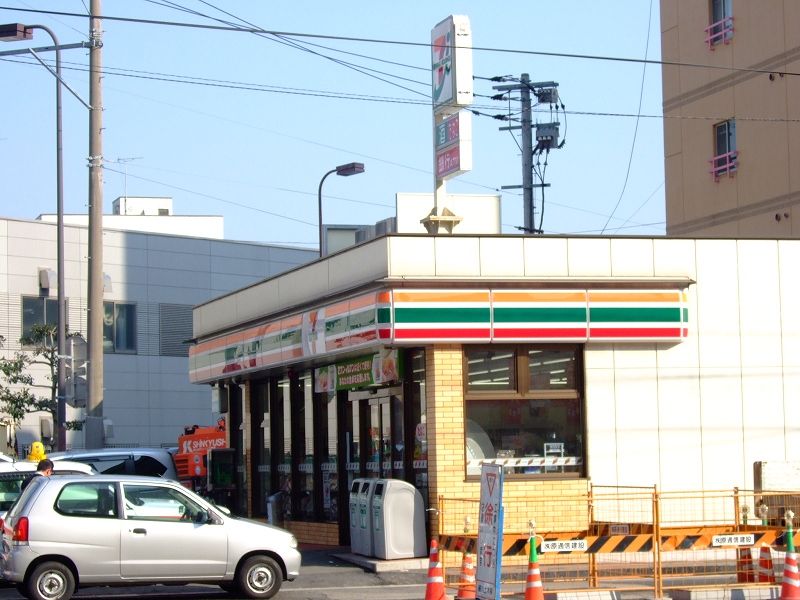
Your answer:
103,302 -> 137,353
705,0 -> 733,49
710,120 -> 737,181
464,345 -> 584,479
21,296 -> 64,342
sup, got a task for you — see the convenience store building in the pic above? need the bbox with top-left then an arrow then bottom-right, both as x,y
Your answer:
189,234 -> 800,545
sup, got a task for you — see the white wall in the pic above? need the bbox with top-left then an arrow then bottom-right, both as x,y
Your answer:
0,216 -> 315,450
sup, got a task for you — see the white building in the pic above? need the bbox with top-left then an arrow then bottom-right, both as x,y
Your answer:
0,202 -> 315,451
189,234 -> 800,543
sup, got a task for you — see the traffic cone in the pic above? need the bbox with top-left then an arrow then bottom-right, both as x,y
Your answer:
781,519 -> 800,600
524,536 -> 545,600
425,539 -> 446,600
757,547 -> 776,584
456,553 -> 476,600
737,548 -> 755,583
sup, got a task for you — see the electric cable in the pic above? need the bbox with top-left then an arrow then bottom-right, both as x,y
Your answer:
601,0 -> 654,234
3,5 -> 800,78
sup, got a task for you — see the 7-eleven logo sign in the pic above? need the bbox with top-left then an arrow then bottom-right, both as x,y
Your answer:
432,31 -> 452,104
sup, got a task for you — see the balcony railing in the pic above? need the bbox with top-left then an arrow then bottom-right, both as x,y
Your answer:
709,150 -> 738,181
704,17 -> 734,50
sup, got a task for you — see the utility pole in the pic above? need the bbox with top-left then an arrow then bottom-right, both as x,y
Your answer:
86,0 -> 104,448
495,75 -> 561,234
520,74 -> 533,234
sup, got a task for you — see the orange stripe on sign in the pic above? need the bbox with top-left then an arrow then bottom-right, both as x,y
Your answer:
393,290 -> 490,303
377,291 -> 391,303
281,315 -> 303,328
194,335 -> 231,354
493,291 -> 586,303
326,301 -> 351,318
226,331 -> 248,344
348,293 -> 377,310
259,322 -> 282,336
588,291 -> 678,303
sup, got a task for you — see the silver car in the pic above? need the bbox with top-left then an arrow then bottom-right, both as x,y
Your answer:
0,475 -> 301,600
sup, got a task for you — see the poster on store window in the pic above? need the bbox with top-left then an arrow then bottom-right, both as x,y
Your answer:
314,348 -> 402,392
476,462 -> 504,600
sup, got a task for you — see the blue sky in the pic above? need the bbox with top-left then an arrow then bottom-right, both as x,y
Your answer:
0,1 -> 665,248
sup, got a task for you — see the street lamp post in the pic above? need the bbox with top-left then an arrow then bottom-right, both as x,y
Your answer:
317,162 -> 365,257
0,23 -> 67,451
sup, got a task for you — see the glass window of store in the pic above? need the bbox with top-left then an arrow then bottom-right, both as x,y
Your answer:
250,379 -> 271,519
295,373 -> 314,520
278,376 -> 292,520
464,345 -> 584,478
319,387 -> 338,522
229,383 -> 247,514
408,350 -> 427,507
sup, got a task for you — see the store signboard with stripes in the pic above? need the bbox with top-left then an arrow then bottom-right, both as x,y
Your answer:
393,290 -> 492,343
190,287 -> 688,383
393,289 -> 687,344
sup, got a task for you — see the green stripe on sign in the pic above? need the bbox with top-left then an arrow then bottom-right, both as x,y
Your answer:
590,307 -> 681,323
349,308 -> 375,330
494,307 -> 586,323
326,316 -> 348,336
683,307 -> 689,322
395,307 -> 490,324
377,307 -> 391,324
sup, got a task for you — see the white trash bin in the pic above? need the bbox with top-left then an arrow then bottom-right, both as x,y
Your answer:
372,479 -> 427,559
349,479 -> 365,554
356,478 -> 378,556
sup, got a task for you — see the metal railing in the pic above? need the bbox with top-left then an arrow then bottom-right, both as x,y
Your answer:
704,17 -> 734,50
709,150 -> 738,181
437,486 -> 797,598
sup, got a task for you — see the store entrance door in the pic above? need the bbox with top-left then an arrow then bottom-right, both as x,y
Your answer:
346,386 -> 405,483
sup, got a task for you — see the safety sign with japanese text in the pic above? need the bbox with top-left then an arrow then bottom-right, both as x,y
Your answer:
476,462 -> 504,600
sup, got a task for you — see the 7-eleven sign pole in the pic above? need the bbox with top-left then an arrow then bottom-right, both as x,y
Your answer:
476,463 -> 504,600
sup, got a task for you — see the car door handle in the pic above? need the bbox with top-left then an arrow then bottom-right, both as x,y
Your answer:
132,528 -> 147,535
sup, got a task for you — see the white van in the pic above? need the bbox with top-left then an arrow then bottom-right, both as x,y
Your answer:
48,447 -> 179,481
0,459 -> 96,514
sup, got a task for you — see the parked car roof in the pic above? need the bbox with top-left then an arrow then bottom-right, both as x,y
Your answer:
48,447 -> 179,480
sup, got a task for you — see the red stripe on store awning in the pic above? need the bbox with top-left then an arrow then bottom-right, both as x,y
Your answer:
394,328 -> 491,339
590,327 -> 683,338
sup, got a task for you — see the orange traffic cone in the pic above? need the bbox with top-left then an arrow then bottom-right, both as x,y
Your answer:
781,520 -> 800,600
425,539 -> 446,600
757,547 -> 776,583
456,553 -> 476,600
737,548 -> 755,583
525,536 -> 545,600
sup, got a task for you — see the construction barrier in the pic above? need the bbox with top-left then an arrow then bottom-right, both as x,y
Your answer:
438,486 -> 800,598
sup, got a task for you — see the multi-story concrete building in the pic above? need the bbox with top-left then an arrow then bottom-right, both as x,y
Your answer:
0,200 -> 315,451
660,1 -> 800,237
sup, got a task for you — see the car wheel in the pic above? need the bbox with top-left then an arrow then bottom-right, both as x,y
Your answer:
237,555 -> 281,599
26,561 -> 75,600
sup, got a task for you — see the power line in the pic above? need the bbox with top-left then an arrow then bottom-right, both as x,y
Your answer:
601,0 -> 654,234
3,6 -> 800,78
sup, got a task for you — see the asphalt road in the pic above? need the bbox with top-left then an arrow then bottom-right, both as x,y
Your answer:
0,547 -> 431,600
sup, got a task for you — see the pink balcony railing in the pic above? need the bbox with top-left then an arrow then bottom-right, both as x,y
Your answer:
704,17 -> 734,50
709,150 -> 738,181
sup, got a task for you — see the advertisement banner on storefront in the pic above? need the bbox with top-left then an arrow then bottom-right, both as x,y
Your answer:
314,348 -> 402,392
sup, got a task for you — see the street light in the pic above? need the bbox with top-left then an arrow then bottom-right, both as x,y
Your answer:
1,23 -> 67,451
317,162 -> 365,257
